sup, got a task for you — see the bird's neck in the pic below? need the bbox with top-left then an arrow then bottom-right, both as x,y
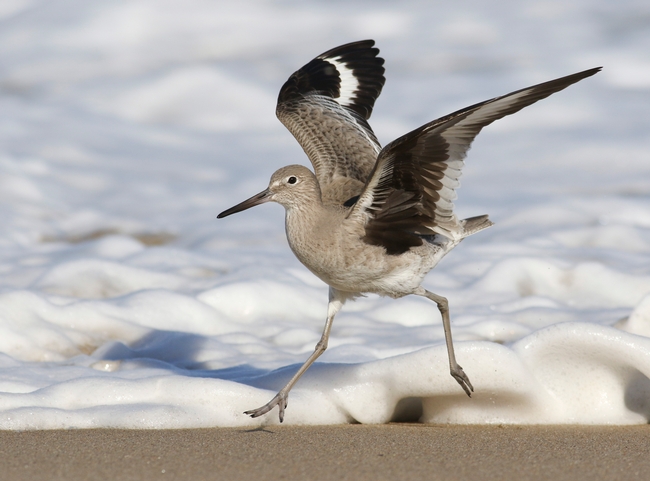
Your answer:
284,199 -> 340,269
284,196 -> 326,233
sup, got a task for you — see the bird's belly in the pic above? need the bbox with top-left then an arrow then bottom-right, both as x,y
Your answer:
294,241 -> 445,298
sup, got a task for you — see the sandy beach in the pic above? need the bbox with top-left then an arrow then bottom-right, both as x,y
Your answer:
2,424 -> 648,481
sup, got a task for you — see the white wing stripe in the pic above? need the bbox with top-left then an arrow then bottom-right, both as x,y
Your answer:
439,176 -> 460,189
325,56 -> 360,108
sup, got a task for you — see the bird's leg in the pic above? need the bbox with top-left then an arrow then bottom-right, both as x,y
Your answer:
417,287 -> 473,397
244,288 -> 345,422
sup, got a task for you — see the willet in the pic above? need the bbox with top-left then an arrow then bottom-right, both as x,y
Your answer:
218,40 -> 600,422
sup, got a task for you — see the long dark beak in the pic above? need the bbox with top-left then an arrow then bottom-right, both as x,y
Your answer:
217,189 -> 272,218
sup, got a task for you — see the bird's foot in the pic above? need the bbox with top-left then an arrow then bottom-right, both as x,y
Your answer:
451,364 -> 474,397
244,391 -> 288,423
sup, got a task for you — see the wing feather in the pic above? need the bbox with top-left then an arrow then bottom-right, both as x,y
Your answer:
350,67 -> 602,255
276,40 -> 386,204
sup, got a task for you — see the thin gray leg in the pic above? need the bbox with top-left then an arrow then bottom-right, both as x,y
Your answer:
244,287 -> 345,422
416,287 -> 473,397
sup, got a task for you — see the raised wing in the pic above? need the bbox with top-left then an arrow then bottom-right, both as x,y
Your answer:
350,67 -> 602,255
277,40 -> 386,204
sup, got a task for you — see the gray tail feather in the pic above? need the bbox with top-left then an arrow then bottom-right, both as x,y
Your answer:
460,215 -> 493,237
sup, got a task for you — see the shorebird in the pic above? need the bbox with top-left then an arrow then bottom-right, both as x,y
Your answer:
218,40 -> 600,422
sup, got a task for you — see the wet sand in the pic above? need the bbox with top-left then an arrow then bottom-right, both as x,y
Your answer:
2,424 -> 648,481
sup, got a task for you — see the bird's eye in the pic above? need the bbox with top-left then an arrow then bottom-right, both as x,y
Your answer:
287,176 -> 297,184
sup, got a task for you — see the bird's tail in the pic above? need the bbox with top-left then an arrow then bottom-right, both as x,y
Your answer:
460,215 -> 493,238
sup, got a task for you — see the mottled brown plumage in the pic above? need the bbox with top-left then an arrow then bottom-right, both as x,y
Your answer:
218,40 -> 600,422
276,40 -> 385,204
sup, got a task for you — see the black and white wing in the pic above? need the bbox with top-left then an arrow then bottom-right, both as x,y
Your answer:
277,40 -> 386,204
350,67 -> 601,255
